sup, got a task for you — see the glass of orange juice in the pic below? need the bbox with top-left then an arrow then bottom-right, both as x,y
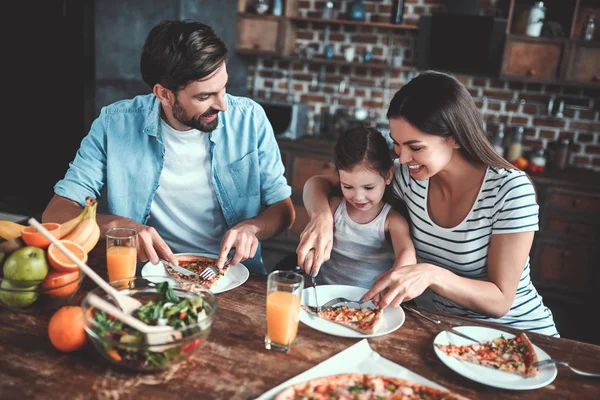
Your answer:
265,270 -> 304,352
105,228 -> 138,283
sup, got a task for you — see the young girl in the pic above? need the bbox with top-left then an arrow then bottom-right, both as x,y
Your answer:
302,126 -> 416,289
297,71 -> 558,337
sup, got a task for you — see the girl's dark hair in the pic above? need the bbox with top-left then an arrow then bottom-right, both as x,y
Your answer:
334,126 -> 393,178
140,20 -> 228,92
386,70 -> 516,170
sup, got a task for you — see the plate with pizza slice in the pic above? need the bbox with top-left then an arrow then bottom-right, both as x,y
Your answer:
299,284 -> 405,338
433,326 -> 557,390
141,253 -> 249,294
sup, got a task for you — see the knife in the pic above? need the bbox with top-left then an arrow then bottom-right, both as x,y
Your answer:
168,264 -> 202,278
310,270 -> 320,312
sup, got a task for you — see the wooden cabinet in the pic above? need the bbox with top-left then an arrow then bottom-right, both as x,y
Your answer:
501,0 -> 600,86
530,182 -> 600,344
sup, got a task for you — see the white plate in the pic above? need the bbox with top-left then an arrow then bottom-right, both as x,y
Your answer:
300,284 -> 405,338
433,326 -> 557,390
140,253 -> 249,294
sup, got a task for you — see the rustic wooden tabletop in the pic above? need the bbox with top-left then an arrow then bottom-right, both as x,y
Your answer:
1,244 -> 599,399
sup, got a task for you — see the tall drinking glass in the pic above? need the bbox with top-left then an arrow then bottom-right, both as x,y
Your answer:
265,270 -> 304,352
106,228 -> 138,283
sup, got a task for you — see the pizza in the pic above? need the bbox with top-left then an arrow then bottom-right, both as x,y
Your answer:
436,332 -> 539,377
274,373 -> 470,400
164,254 -> 229,290
301,304 -> 384,335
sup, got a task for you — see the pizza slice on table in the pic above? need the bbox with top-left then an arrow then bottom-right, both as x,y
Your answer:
436,332 -> 539,377
274,373 -> 471,400
164,254 -> 229,290
301,304 -> 384,335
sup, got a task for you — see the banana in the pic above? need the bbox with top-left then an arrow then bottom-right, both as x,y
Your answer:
0,221 -> 26,241
62,197 -> 100,253
80,223 -> 100,253
59,207 -> 88,238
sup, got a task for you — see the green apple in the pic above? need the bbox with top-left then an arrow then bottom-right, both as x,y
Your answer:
3,246 -> 48,286
0,280 -> 38,307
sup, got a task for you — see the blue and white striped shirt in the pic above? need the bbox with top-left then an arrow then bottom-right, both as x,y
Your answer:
393,162 -> 558,337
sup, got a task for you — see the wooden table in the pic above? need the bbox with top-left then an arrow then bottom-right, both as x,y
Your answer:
1,245 -> 599,399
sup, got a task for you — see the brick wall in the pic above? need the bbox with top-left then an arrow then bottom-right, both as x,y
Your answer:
245,0 -> 600,171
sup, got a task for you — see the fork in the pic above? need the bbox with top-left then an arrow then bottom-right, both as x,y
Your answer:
319,297 -> 364,310
533,359 -> 600,378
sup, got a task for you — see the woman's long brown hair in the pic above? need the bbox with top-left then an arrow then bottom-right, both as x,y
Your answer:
386,70 -> 516,171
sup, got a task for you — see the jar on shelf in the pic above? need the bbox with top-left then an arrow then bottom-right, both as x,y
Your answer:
584,14 -> 596,41
554,139 -> 571,170
528,148 -> 547,174
493,124 -> 506,157
526,1 -> 545,37
506,126 -> 524,162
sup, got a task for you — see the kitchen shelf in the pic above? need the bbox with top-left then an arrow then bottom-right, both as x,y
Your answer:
237,13 -> 284,21
288,16 -> 418,31
287,56 -> 414,72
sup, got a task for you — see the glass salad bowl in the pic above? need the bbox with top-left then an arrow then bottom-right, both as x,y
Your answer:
82,277 -> 218,372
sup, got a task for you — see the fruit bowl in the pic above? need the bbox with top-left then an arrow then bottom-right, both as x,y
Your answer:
82,277 -> 218,372
0,271 -> 84,313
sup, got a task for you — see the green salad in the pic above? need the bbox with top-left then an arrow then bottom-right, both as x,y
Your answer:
89,282 -> 211,370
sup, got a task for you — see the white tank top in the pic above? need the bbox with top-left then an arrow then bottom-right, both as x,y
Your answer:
147,119 -> 227,255
317,200 -> 396,289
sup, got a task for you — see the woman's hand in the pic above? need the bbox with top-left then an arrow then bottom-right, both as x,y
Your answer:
362,263 -> 437,309
296,212 -> 334,276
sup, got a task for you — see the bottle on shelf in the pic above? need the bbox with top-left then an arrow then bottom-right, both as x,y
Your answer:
348,0 -> 366,21
584,14 -> 596,41
526,1 -> 545,37
493,124 -> 506,157
528,147 -> 547,174
322,1 -> 334,19
507,126 -> 524,163
271,0 -> 283,16
253,0 -> 269,15
390,0 -> 405,24
554,139 -> 571,170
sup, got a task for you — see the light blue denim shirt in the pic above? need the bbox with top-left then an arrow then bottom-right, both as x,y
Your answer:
54,93 -> 291,274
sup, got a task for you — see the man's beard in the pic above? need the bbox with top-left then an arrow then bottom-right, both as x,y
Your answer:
173,98 -> 219,132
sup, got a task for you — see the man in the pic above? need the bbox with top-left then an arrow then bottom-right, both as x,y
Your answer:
42,20 -> 294,274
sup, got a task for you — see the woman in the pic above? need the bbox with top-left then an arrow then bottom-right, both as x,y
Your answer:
297,71 -> 558,336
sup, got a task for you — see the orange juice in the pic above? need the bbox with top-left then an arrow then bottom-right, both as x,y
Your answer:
106,246 -> 137,282
266,291 -> 301,346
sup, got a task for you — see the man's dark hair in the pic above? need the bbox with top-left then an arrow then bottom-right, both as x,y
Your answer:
140,20 -> 228,92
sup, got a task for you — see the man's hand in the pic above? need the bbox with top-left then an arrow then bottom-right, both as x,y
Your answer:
132,225 -> 178,267
217,226 -> 259,270
296,213 -> 334,276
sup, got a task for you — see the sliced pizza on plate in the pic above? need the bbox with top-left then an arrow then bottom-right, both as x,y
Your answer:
274,373 -> 470,400
301,304 -> 384,335
436,332 -> 539,377
164,254 -> 229,290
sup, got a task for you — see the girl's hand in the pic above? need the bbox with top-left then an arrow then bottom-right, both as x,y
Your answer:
296,212 -> 334,276
362,263 -> 435,309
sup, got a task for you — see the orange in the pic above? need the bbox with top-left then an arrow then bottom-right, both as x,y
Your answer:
47,240 -> 88,272
48,306 -> 87,352
41,270 -> 81,297
20,223 -> 61,249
